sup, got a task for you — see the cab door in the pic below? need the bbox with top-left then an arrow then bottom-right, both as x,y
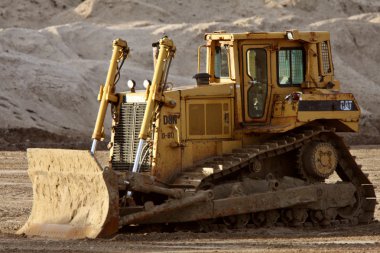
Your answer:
241,45 -> 272,123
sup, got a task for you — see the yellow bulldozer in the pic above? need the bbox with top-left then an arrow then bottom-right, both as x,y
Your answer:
19,30 -> 376,239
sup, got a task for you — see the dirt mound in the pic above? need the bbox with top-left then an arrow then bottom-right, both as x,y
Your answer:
0,0 -> 379,145
0,128 -> 92,150
0,0 -> 83,29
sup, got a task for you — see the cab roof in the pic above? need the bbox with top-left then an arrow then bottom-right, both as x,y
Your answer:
205,30 -> 330,43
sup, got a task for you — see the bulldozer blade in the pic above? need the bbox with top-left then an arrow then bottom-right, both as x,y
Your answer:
17,149 -> 119,239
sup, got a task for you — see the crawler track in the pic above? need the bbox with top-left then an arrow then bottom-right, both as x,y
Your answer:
171,126 -> 376,228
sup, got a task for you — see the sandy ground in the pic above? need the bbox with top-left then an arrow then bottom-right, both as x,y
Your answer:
0,147 -> 379,252
0,0 -> 379,145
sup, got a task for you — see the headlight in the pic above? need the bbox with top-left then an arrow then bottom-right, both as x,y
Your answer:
286,31 -> 294,40
127,79 -> 136,90
143,79 -> 151,89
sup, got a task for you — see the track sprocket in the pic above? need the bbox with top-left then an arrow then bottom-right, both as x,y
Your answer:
298,141 -> 338,182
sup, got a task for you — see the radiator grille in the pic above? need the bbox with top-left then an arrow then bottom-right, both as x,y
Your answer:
321,41 -> 331,74
111,102 -> 151,171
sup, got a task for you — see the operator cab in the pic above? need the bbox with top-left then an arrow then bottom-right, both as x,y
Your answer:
198,30 -> 337,126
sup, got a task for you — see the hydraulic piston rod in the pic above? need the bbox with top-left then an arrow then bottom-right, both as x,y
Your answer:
91,39 -> 129,155
131,37 -> 175,171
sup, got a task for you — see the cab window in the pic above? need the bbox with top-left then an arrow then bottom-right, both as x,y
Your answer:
246,48 -> 267,118
214,46 -> 229,78
278,48 -> 304,86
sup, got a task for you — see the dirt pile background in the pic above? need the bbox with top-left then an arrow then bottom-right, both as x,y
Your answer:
0,0 -> 379,149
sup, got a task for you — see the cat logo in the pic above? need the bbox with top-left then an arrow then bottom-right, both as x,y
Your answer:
340,100 -> 353,111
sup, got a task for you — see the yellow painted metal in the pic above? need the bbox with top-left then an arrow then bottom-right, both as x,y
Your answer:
181,83 -> 233,98
205,31 -> 330,43
92,39 -> 129,141
298,111 -> 360,121
18,149 -> 119,239
273,101 -> 298,118
139,37 -> 176,140
181,141 -> 193,169
151,91 -> 182,183
191,141 -> 219,166
185,98 -> 232,140
197,44 -> 207,73
217,140 -> 242,155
